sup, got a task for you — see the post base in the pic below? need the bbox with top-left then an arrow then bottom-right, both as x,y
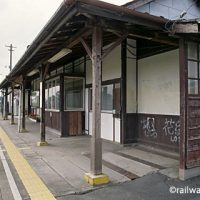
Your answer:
37,141 -> 49,147
19,129 -> 28,133
84,173 -> 109,186
10,122 -> 15,125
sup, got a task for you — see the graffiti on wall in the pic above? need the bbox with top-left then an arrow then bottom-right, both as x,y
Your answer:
163,118 -> 180,143
141,117 -> 157,138
140,116 -> 180,145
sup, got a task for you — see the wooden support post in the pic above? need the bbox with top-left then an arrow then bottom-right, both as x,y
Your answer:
10,86 -> 15,124
18,78 -> 27,132
37,65 -> 48,146
21,78 -> 27,132
18,88 -> 22,132
179,38 -> 187,172
91,26 -> 102,176
3,88 -> 8,120
84,26 -> 109,185
121,39 -> 127,144
60,75 -> 67,137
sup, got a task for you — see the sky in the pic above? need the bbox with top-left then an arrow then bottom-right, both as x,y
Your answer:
0,0 -> 131,81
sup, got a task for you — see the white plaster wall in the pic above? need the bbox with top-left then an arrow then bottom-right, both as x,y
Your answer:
102,45 -> 121,81
86,45 -> 121,84
101,113 -> 113,141
127,39 -> 137,113
138,50 -> 180,115
114,118 -> 121,143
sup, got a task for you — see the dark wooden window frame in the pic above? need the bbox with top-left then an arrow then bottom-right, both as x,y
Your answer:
187,42 -> 200,96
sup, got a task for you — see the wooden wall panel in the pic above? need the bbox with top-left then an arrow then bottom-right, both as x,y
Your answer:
137,113 -> 180,151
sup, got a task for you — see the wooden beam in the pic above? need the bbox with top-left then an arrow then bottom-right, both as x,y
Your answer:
80,38 -> 92,60
102,34 -> 128,59
174,23 -> 198,34
34,27 -> 92,69
43,63 -> 50,81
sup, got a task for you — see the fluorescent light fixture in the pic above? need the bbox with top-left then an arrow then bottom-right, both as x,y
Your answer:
48,48 -> 72,63
27,69 -> 39,76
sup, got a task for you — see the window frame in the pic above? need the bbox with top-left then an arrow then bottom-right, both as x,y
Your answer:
187,42 -> 200,96
64,76 -> 85,111
45,76 -> 60,111
89,81 -> 121,114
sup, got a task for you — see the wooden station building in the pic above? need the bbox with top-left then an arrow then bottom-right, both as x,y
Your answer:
0,0 -> 200,180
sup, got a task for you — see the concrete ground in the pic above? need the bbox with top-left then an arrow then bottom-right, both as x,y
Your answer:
0,117 -> 180,199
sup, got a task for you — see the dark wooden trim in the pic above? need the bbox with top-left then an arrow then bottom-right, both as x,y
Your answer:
179,38 -> 187,169
27,89 -> 31,116
136,40 -> 138,113
80,38 -> 92,60
137,113 -> 180,151
121,39 -> 127,144
85,78 -> 121,88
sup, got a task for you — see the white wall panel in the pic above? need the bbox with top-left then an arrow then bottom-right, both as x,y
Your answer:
101,113 -> 113,141
114,118 -> 121,143
86,45 -> 121,84
138,50 -> 180,115
127,39 -> 137,113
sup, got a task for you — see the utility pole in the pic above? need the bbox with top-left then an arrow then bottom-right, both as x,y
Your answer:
5,44 -> 16,124
5,44 -> 16,71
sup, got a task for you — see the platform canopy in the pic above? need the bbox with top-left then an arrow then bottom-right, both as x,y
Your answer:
0,0 -> 179,88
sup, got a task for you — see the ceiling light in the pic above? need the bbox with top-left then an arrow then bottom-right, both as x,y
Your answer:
48,48 -> 72,63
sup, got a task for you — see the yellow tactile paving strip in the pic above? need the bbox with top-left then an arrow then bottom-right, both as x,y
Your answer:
0,127 -> 56,200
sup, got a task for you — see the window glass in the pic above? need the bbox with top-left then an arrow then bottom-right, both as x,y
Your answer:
31,91 -> 40,108
64,77 -> 84,110
52,80 -> 56,109
64,63 -> 73,74
188,79 -> 198,95
57,67 -> 63,74
188,42 -> 197,60
45,77 -> 60,110
102,85 -> 113,111
113,83 -> 120,112
188,61 -> 198,78
48,82 -> 52,109
55,79 -> 60,109
74,58 -> 84,73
